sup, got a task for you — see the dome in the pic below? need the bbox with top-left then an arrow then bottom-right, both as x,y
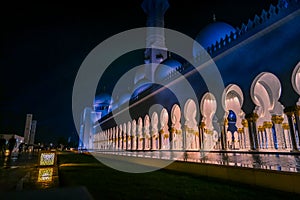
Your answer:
134,67 -> 146,85
193,21 -> 236,57
93,93 -> 113,112
154,58 -> 182,82
132,78 -> 152,98
118,93 -> 131,106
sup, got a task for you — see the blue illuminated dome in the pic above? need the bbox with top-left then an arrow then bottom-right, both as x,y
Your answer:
132,78 -> 152,98
193,21 -> 236,58
93,93 -> 113,113
155,58 -> 182,82
118,93 -> 131,107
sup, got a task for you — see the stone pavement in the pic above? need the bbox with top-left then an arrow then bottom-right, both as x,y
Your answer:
0,151 -> 93,200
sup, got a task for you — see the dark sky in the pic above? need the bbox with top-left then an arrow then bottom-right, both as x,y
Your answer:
0,0 -> 279,143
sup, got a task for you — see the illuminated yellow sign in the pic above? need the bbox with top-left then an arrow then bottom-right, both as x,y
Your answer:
38,168 -> 53,182
39,152 -> 56,166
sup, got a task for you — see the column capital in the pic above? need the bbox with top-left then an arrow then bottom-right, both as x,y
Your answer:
263,121 -> 273,129
242,119 -> 248,127
258,126 -> 265,132
200,122 -> 206,128
295,105 -> 300,116
170,127 -> 176,133
204,129 -> 213,134
245,113 -> 259,122
224,118 -> 228,125
271,115 -> 284,124
282,123 -> 289,130
284,106 -> 295,116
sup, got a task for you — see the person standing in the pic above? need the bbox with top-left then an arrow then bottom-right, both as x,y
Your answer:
8,135 -> 16,157
0,135 -> 6,156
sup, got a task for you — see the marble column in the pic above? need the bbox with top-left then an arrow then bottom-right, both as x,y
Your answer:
220,120 -> 227,150
257,126 -> 264,149
242,119 -> 250,149
182,125 -> 187,150
294,106 -> 300,147
245,113 -> 259,150
170,127 -> 174,150
264,121 -> 274,149
271,115 -> 285,149
284,107 -> 298,151
282,123 -> 291,149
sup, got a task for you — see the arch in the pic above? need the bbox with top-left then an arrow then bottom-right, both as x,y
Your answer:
250,72 -> 283,119
137,117 -> 143,150
144,115 -> 151,150
131,120 -> 137,150
251,72 -> 284,150
200,93 -> 218,151
171,104 -> 182,130
151,112 -> 159,150
119,124 -> 123,150
184,99 -> 197,127
115,126 -> 119,149
112,127 -> 115,149
171,104 -> 182,150
123,123 -> 127,150
160,108 -> 169,149
184,99 -> 199,150
127,121 -> 132,150
291,61 -> 300,105
222,84 -> 245,128
200,93 -> 217,131
227,110 -> 239,149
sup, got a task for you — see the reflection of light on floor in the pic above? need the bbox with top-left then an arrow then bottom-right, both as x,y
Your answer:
38,168 -> 53,182
95,150 -> 300,173
4,150 -> 10,157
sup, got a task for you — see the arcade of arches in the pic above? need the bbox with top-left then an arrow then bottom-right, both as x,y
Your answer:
93,62 -> 300,152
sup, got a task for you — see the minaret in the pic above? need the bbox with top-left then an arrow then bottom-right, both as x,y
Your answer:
24,114 -> 32,144
142,0 -> 169,82
29,120 -> 37,145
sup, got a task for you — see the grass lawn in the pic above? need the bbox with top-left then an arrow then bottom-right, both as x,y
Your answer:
57,151 -> 300,200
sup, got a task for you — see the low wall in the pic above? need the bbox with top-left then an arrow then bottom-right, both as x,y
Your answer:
94,153 -> 300,194
166,161 -> 300,194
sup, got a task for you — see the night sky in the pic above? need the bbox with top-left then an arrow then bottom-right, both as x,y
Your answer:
0,0 -> 279,144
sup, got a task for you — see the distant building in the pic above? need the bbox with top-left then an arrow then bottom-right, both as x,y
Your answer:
29,120 -> 37,145
0,134 -> 24,152
23,114 -> 32,144
23,114 -> 37,145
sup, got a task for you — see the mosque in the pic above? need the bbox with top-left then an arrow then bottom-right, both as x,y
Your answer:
79,0 -> 300,154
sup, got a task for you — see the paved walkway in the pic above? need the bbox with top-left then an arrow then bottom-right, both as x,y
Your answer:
96,150 -> 300,172
0,151 -> 93,200
0,151 -> 60,190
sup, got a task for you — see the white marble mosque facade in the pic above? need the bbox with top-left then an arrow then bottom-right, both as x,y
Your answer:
92,63 -> 300,152
79,0 -> 300,153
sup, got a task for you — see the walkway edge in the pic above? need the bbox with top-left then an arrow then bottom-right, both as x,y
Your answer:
94,153 -> 300,194
165,160 -> 300,194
